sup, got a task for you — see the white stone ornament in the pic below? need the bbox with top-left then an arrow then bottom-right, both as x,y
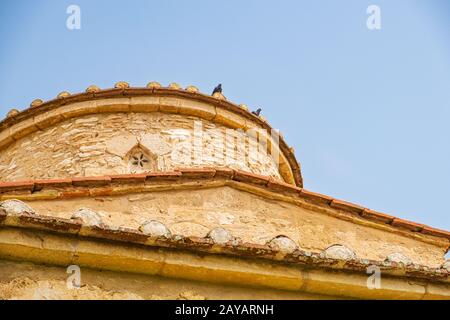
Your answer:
323,244 -> 356,260
71,208 -> 103,227
139,220 -> 171,238
0,199 -> 35,216
207,227 -> 233,245
267,236 -> 298,253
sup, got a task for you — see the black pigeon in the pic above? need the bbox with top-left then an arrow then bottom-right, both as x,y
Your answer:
252,108 -> 262,116
212,84 -> 222,95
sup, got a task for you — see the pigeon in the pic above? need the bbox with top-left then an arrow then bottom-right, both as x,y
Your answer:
212,84 -> 222,95
252,108 -> 262,116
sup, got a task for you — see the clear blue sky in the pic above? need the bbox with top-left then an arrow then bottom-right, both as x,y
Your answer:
0,1 -> 449,233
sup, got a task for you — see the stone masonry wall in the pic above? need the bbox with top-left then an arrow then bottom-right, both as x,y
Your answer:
0,112 -> 281,181
25,186 -> 447,267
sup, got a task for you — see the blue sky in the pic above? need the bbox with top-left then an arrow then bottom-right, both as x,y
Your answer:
0,0 -> 449,233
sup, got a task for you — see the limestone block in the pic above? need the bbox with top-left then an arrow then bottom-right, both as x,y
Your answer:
96,98 -> 131,113
139,134 -> 172,156
214,108 -> 246,129
159,97 -> 181,114
178,99 -> 216,120
33,108 -> 65,130
10,118 -> 38,140
129,96 -> 160,112
60,101 -> 99,119
0,128 -> 14,150
106,134 -> 138,158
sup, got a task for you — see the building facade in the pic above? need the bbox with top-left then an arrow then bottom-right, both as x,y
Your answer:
0,82 -> 448,299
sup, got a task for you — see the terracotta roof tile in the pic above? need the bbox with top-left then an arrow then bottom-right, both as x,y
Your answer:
233,170 -> 270,185
0,181 -> 34,192
391,218 -> 425,232
91,88 -> 123,98
34,179 -> 73,190
0,169 -> 448,241
361,209 -> 395,224
421,226 -> 450,238
176,168 -> 216,179
330,199 -> 365,214
213,167 -> 235,179
267,177 -> 301,194
299,189 -> 333,204
146,171 -> 182,181
110,174 -> 148,183
72,176 -> 111,187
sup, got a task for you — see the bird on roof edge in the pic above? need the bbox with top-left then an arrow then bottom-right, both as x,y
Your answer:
252,108 -> 262,116
212,84 -> 222,95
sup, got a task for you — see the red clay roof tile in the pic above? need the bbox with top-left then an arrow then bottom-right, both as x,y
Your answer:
330,199 -> 365,213
0,169 -> 448,241
361,209 -> 395,224
233,170 -> 270,185
34,178 -> 73,189
72,176 -> 111,187
110,174 -> 148,183
391,218 -> 425,232
176,168 -> 216,179
267,177 -> 301,194
213,167 -> 235,179
0,180 -> 34,192
299,189 -> 333,204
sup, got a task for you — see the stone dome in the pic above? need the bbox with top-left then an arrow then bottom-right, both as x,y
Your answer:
0,83 -> 302,186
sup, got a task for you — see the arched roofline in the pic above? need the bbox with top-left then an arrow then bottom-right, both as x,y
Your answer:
0,84 -> 303,187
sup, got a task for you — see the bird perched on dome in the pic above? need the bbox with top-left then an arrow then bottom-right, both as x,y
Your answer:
252,108 -> 262,116
212,84 -> 222,95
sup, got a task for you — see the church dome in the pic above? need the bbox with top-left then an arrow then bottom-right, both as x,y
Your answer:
0,82 -> 302,186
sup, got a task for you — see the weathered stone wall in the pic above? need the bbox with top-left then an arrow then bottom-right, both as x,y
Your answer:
25,186 -> 447,267
0,260 -> 337,300
0,112 -> 281,181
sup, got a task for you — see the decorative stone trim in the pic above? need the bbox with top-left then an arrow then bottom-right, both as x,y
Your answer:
0,169 -> 448,242
323,244 -> 356,261
139,220 -> 171,238
207,227 -> 234,245
0,199 -> 35,216
0,209 -> 448,284
71,208 -> 103,227
267,235 -> 298,253
385,252 -> 413,265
